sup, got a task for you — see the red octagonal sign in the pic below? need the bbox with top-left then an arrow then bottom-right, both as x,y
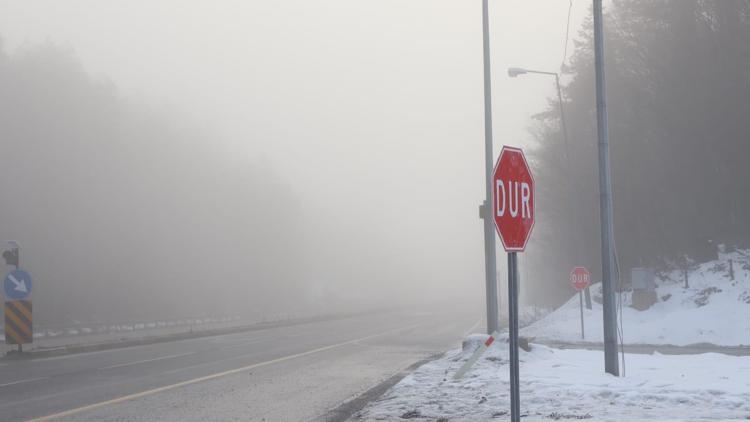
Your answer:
492,146 -> 535,252
570,266 -> 591,291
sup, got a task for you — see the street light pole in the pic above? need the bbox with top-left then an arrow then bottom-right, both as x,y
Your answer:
507,68 -> 569,158
593,0 -> 619,377
481,0 -> 499,335
507,67 -> 592,310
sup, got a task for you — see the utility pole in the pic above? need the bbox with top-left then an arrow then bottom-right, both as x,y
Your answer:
593,0 -> 619,376
480,0 -> 499,334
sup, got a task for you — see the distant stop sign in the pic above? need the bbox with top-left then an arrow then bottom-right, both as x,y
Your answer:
570,266 -> 591,291
492,146 -> 535,251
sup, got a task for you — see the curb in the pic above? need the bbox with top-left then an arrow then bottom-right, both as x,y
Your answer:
311,353 -> 443,422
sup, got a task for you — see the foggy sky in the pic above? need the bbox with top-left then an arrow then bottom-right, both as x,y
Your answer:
0,1 -> 586,311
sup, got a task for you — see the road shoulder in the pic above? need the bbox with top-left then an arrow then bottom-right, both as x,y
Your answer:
312,354 -> 442,422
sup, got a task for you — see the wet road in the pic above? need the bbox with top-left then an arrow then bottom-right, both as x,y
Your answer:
0,310 -> 478,421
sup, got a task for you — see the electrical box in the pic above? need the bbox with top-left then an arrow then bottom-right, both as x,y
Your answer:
631,267 -> 656,291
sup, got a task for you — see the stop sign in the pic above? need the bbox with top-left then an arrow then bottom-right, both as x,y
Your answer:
570,266 -> 591,291
492,146 -> 535,252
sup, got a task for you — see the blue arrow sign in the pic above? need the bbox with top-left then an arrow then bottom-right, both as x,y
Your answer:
4,269 -> 32,300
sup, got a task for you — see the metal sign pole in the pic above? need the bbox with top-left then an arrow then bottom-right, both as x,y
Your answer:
579,291 -> 585,340
507,252 -> 520,422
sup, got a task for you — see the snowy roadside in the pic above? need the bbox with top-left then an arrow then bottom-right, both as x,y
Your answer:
353,334 -> 750,421
523,250 -> 750,347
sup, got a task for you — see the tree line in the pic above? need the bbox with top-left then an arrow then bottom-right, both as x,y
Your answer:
527,0 -> 750,304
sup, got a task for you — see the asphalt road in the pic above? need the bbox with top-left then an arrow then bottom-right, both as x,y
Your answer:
0,310 -> 479,421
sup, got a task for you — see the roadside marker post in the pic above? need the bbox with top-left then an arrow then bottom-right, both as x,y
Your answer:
453,331 -> 500,380
3,267 -> 33,351
4,300 -> 32,345
492,146 -> 534,422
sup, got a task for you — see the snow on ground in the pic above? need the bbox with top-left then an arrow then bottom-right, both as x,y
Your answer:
354,335 -> 750,421
523,249 -> 750,346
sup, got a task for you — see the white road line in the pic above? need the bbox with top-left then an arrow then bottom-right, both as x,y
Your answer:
30,322 -> 423,422
35,348 -> 129,362
99,352 -> 196,370
219,337 -> 270,350
0,377 -> 49,388
463,318 -> 483,337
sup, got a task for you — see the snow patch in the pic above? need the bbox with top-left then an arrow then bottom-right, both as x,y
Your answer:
355,341 -> 750,421
523,249 -> 750,346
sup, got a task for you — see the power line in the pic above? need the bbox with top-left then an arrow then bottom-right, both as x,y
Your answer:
562,0 -> 573,70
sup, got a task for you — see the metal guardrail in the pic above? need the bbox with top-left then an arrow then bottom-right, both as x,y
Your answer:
0,315 -> 242,344
0,309 -> 368,345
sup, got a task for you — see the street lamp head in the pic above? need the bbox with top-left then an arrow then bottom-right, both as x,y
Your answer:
507,67 -> 528,77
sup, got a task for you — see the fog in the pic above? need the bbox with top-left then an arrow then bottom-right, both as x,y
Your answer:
525,0 -> 750,306
0,1 -> 587,325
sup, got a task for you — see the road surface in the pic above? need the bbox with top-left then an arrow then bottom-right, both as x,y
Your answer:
0,310 -> 478,421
